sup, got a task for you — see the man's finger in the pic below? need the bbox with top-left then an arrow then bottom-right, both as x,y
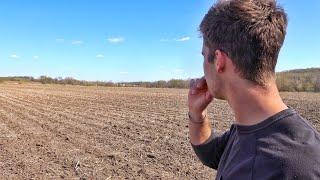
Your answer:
195,77 -> 207,90
189,79 -> 201,95
196,77 -> 207,89
189,79 -> 195,88
195,78 -> 200,88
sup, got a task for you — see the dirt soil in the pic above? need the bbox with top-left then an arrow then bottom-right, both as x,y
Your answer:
0,83 -> 319,179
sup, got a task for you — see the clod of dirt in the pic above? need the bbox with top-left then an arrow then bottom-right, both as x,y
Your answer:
147,154 -> 156,159
107,154 -> 115,159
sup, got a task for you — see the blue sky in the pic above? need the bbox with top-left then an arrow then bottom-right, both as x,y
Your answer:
0,0 -> 319,82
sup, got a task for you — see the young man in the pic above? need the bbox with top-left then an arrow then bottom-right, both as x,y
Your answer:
188,0 -> 320,179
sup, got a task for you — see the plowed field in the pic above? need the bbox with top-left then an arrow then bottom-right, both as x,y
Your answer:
0,83 -> 319,179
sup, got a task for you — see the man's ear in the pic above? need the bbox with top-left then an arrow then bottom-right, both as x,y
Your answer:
215,50 -> 226,73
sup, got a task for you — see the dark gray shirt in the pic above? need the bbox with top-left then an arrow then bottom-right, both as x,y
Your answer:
192,108 -> 320,180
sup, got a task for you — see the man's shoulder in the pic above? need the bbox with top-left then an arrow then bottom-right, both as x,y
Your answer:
253,111 -> 320,178
256,109 -> 320,155
253,142 -> 320,179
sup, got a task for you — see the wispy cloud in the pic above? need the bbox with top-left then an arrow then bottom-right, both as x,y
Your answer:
33,55 -> 39,59
174,36 -> 190,42
119,71 -> 129,75
55,38 -> 65,43
71,40 -> 84,45
160,36 -> 191,42
108,37 -> 125,44
9,54 -> 20,59
96,54 -> 105,58
56,38 -> 84,45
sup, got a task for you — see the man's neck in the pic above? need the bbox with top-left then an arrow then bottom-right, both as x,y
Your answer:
227,82 -> 288,126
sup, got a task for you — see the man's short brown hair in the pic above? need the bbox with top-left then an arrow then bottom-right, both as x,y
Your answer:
200,0 -> 288,86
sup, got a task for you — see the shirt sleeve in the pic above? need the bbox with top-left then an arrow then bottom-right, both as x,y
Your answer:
191,124 -> 235,169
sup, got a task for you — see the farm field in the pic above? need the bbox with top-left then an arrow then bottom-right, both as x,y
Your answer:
0,83 -> 319,179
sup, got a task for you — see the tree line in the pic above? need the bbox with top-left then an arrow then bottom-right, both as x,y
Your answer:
1,68 -> 319,92
0,76 -> 189,88
276,68 -> 320,92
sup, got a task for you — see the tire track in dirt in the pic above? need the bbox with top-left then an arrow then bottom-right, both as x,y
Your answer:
0,93 -> 129,150
0,92 -> 186,178
2,91 -> 188,142
1,89 -> 194,167
5,88 -> 183,122
0,95 -> 150,178
0,86 -> 218,162
1,92 -> 169,140
0,108 -> 72,179
0,84 -> 222,179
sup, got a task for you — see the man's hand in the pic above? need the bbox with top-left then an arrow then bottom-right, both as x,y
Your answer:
188,77 -> 213,123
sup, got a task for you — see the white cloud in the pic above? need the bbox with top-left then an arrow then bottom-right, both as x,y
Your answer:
71,40 -> 84,45
160,36 -> 191,42
119,71 -> 129,75
108,37 -> 125,44
55,38 -> 65,43
96,54 -> 104,58
33,55 -> 39,59
10,54 -> 20,59
175,36 -> 190,42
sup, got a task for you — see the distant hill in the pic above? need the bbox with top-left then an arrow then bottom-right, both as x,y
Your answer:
276,68 -> 320,92
1,68 -> 319,92
0,76 -> 35,83
279,68 -> 320,74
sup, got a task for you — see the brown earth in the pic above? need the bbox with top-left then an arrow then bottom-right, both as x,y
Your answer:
0,83 -> 319,179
